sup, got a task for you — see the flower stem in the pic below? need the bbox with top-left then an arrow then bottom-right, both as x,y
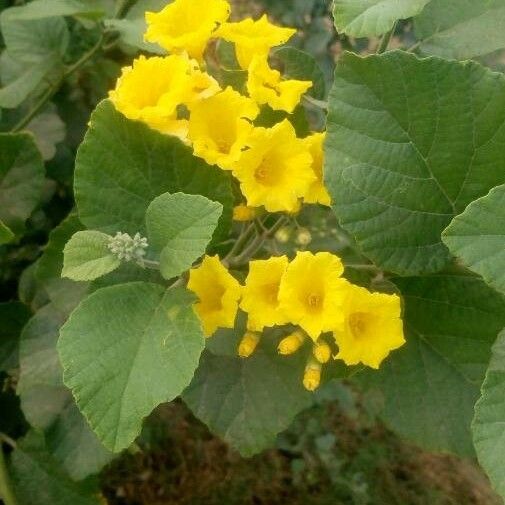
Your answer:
0,443 -> 18,505
377,21 -> 397,54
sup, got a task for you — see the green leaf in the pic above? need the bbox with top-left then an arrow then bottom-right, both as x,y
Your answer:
0,132 -> 45,235
273,46 -> 326,100
325,51 -> 505,275
62,230 -> 120,281
8,431 -> 101,505
17,303 -> 113,479
0,219 -> 14,244
4,0 -> 106,20
74,100 -> 233,240
415,0 -> 505,60
0,57 -> 52,109
104,18 -> 165,54
183,350 -> 312,456
36,213 -> 91,314
443,184 -> 505,296
27,108 -> 66,160
58,282 -> 205,452
332,0 -> 431,37
146,192 -> 223,279
0,301 -> 30,371
473,329 -> 505,500
0,9 -> 69,63
356,275 -> 505,456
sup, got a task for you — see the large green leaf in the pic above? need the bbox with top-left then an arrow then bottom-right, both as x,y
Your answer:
4,0 -> 107,20
332,0 -> 431,37
62,230 -> 120,281
74,100 -> 232,240
443,184 -> 505,296
415,0 -> 505,60
325,51 -> 505,275
0,301 -> 30,371
357,275 -> 505,456
58,282 -> 205,452
146,192 -> 223,279
8,431 -> 101,505
17,303 -> 113,480
0,133 -> 45,235
183,349 -> 312,456
473,329 -> 505,500
0,9 -> 69,63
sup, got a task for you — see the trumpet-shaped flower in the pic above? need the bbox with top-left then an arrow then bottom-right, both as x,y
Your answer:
240,256 -> 289,331
188,87 -> 259,170
145,0 -> 230,61
187,256 -> 242,337
216,15 -> 296,68
303,132 -> 331,206
333,285 -> 405,369
278,251 -> 349,341
109,54 -> 218,139
247,56 -> 312,113
232,120 -> 315,212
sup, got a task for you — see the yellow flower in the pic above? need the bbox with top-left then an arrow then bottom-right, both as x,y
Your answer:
188,87 -> 259,170
240,256 -> 289,331
303,132 -> 331,206
216,15 -> 296,68
247,55 -> 312,113
334,285 -> 405,369
232,204 -> 257,221
232,120 -> 315,212
109,54 -> 219,140
145,0 -> 230,61
313,340 -> 331,364
278,251 -> 349,341
187,255 -> 242,337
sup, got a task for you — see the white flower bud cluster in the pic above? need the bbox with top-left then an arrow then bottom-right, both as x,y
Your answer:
107,232 -> 148,262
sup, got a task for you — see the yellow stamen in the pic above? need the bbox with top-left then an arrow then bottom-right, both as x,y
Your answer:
278,329 -> 305,355
238,331 -> 261,358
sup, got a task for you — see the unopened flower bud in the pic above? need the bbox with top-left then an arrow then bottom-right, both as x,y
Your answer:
238,331 -> 261,358
295,228 -> 312,246
275,226 -> 291,244
313,340 -> 331,364
107,232 -> 148,263
233,204 -> 257,222
278,329 -> 305,355
303,359 -> 322,391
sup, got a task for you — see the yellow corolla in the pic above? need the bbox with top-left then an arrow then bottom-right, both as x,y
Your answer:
188,87 -> 259,170
216,15 -> 296,68
303,132 -> 331,206
278,251 -> 349,341
240,256 -> 289,331
109,54 -> 219,140
231,119 -> 315,212
333,285 -> 405,369
247,55 -> 312,113
187,256 -> 242,337
145,0 -> 230,61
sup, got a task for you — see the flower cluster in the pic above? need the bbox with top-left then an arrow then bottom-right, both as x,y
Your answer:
108,0 -> 331,214
187,253 -> 405,391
